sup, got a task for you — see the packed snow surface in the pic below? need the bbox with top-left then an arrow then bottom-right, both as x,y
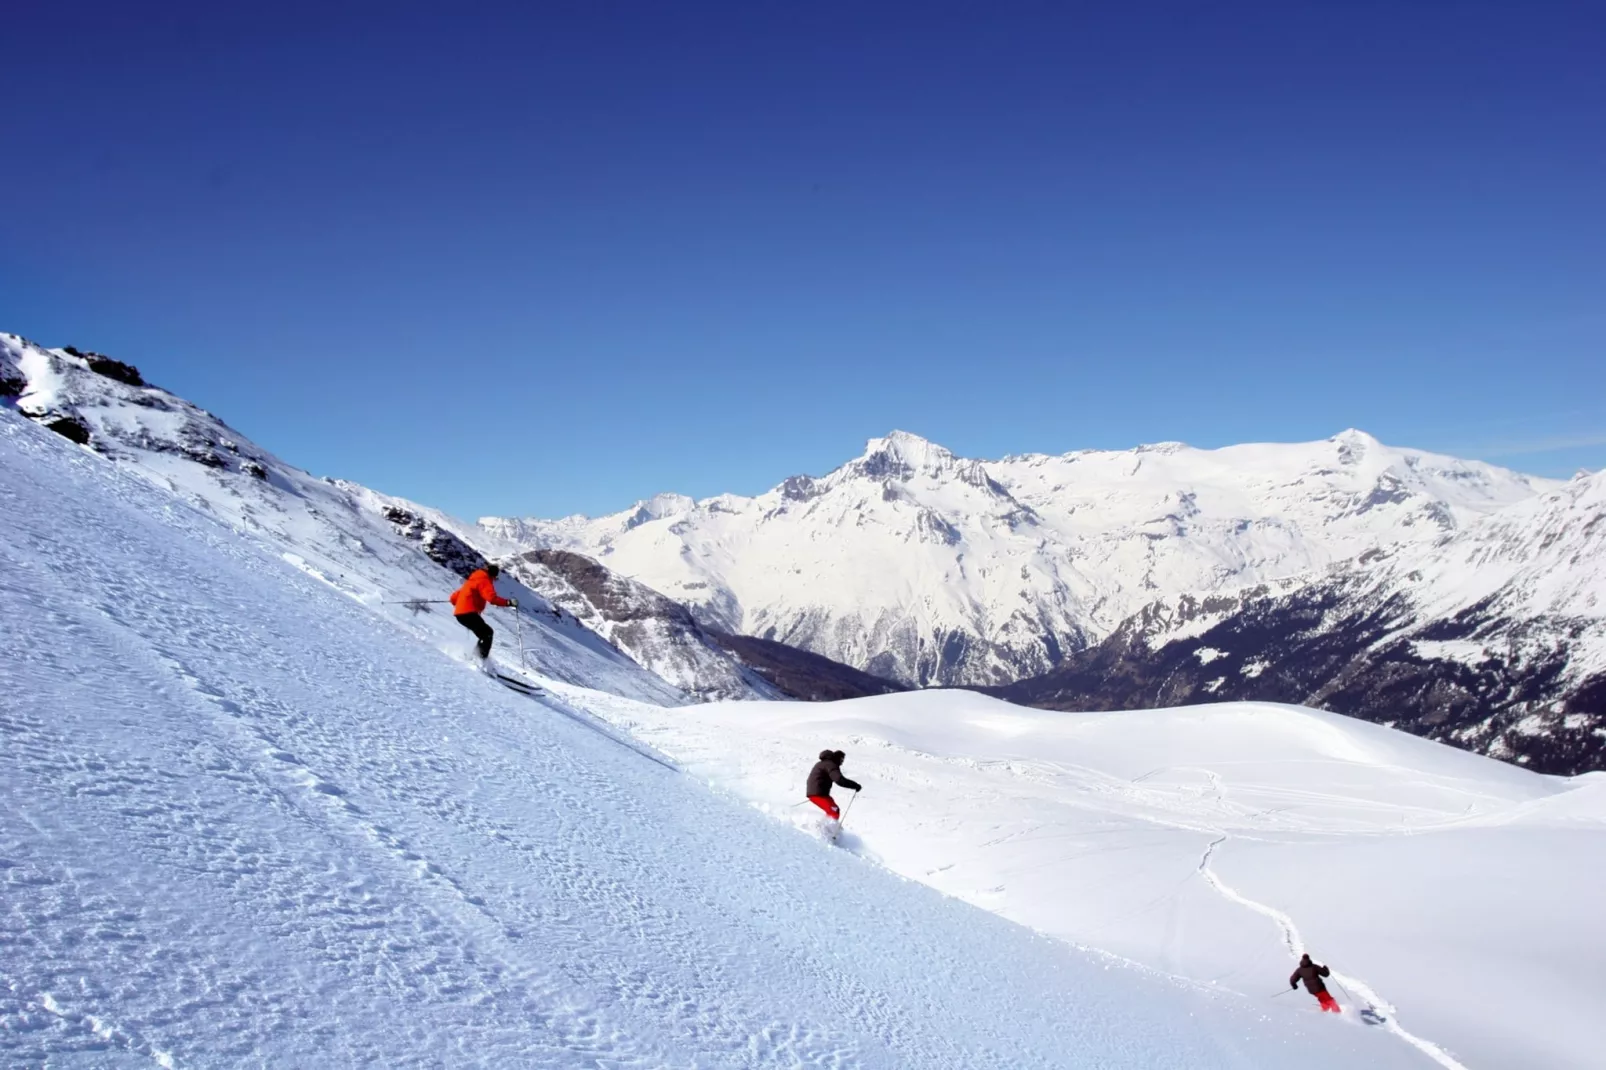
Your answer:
582,690 -> 1606,1070
0,415 -> 1438,1065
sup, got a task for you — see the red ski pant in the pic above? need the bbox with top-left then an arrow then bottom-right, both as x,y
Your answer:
1316,991 -> 1341,1013
807,795 -> 840,819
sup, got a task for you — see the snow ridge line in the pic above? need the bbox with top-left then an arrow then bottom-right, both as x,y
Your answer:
1195,835 -> 1469,1070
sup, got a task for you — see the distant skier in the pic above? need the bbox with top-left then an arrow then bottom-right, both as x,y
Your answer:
450,563 -> 515,660
1290,953 -> 1340,1013
806,749 -> 861,820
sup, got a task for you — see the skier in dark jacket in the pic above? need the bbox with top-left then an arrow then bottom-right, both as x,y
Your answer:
806,749 -> 861,820
1290,953 -> 1340,1013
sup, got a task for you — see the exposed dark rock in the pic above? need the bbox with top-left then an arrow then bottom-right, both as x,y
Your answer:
525,549 -> 696,627
61,346 -> 147,386
706,631 -> 909,702
382,506 -> 488,577
514,548 -> 774,701
856,447 -> 915,483
780,475 -> 821,502
39,415 -> 91,445
85,356 -> 146,387
996,577 -> 1605,775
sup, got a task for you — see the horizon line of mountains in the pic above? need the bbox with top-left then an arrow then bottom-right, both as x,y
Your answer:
6,332 -> 1602,775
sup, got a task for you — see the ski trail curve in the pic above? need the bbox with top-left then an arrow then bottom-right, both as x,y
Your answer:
1196,835 -> 1469,1070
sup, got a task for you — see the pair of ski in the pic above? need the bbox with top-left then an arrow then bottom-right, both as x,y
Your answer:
489,668 -> 544,697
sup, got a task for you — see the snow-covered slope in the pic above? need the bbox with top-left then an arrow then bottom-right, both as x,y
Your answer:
581,688 -> 1606,1070
1004,469 -> 1606,773
489,430 -> 1550,686
0,398 -> 1432,1066
0,331 -> 780,704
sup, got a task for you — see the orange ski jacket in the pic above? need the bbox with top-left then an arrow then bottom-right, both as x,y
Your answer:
450,569 -> 511,616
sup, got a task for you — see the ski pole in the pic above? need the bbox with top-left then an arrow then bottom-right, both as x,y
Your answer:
516,602 -> 524,670
1271,987 -> 1295,999
838,790 -> 859,827
381,599 -> 451,604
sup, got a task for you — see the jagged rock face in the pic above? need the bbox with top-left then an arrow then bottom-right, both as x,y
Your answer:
2,335 -> 262,473
486,429 -> 1550,687
501,549 -> 777,700
61,346 -> 146,386
1000,471 -> 1606,774
0,344 -> 25,398
382,506 -> 487,578
508,549 -> 780,703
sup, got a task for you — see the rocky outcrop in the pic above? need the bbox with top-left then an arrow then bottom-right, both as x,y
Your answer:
705,631 -> 908,702
382,506 -> 488,578
510,549 -> 781,702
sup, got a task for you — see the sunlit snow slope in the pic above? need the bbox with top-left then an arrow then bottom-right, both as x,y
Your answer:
0,332 -> 770,705
0,415 -> 1436,1066
583,689 -> 1606,1070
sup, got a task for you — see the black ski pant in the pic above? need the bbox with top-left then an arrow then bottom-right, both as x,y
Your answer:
455,611 -> 494,659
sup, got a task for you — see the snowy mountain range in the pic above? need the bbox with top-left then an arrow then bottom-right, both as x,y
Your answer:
489,429 -> 1550,689
999,467 -> 1606,774
485,426 -> 1603,771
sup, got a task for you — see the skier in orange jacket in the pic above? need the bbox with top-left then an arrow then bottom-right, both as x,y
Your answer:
451,564 -> 514,659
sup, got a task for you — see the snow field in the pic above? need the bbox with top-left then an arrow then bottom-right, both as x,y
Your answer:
575,689 -> 1606,1069
0,411 -> 1430,1066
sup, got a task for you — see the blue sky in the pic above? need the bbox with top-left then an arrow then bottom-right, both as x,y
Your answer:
4,2 -> 1602,519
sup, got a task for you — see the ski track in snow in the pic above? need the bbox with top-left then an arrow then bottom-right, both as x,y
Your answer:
1195,835 -> 1468,1070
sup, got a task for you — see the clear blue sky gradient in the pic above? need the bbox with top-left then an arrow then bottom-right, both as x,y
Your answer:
4,2 -> 1603,518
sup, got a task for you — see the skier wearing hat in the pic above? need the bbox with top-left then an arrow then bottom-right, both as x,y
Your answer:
1290,953 -> 1341,1013
450,563 -> 515,659
806,749 -> 861,820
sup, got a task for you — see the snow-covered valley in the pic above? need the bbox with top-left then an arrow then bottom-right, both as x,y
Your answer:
0,372 -> 1455,1067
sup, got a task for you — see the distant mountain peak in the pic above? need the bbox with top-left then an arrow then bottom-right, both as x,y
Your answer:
1331,428 -> 1382,464
846,430 -> 958,482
